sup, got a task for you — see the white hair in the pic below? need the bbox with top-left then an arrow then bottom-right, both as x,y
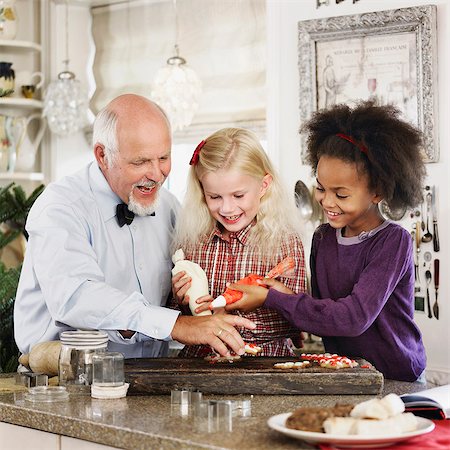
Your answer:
92,107 -> 119,166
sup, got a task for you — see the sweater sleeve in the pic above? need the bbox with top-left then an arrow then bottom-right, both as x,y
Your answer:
265,226 -> 413,337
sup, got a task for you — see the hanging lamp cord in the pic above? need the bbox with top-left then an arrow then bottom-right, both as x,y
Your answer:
167,0 -> 186,65
59,0 -> 75,80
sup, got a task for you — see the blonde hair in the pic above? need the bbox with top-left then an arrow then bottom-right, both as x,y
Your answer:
173,128 -> 303,257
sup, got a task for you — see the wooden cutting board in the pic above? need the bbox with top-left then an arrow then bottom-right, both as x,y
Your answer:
125,357 -> 384,395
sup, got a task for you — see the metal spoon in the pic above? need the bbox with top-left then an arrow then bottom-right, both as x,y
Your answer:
294,180 -> 313,221
422,193 -> 433,243
425,270 -> 432,318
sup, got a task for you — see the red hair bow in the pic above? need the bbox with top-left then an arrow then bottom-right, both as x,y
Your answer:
189,140 -> 206,165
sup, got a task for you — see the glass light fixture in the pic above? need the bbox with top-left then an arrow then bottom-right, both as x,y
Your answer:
43,0 -> 88,136
151,0 -> 201,131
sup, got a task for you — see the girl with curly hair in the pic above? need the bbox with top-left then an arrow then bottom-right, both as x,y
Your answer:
222,101 -> 427,381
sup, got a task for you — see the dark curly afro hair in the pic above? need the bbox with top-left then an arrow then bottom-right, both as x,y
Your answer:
301,100 -> 427,211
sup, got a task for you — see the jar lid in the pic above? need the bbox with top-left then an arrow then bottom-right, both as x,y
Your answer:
60,330 -> 108,348
24,386 -> 69,403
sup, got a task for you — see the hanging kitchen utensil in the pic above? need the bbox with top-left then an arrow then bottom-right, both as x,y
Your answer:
420,201 -> 425,232
411,230 -> 419,285
431,186 -> 440,252
294,180 -> 313,221
433,258 -> 439,320
425,269 -> 432,319
421,192 -> 433,243
379,200 -> 407,221
415,222 -> 421,284
310,185 -> 324,223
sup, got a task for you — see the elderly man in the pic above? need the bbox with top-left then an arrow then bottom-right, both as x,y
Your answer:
14,94 -> 255,358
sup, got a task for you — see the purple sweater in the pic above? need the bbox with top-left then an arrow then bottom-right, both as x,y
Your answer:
265,222 -> 426,381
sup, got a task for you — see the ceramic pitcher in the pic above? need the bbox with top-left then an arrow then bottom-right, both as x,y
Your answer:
15,113 -> 46,171
0,114 -> 17,172
0,113 -> 45,172
0,61 -> 15,97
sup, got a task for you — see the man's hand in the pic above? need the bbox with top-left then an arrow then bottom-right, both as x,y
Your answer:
171,314 -> 256,357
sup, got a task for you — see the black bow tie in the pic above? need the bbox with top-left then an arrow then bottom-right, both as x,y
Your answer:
116,203 -> 155,227
116,203 -> 135,227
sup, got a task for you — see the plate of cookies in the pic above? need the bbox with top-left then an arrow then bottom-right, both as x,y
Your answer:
267,394 -> 434,448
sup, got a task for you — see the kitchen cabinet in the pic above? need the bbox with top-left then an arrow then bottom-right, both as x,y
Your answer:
0,422 -> 120,450
0,0 -> 50,192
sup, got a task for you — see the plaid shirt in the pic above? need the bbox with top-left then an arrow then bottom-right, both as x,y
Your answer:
174,223 -> 307,357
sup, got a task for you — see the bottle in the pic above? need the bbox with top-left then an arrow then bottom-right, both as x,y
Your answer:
209,274 -> 265,309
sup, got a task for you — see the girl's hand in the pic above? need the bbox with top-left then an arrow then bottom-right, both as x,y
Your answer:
223,283 -> 269,313
193,294 -> 215,314
224,278 -> 294,314
262,278 -> 295,295
171,271 -> 191,306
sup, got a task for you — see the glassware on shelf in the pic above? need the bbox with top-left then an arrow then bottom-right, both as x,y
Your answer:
0,0 -> 17,40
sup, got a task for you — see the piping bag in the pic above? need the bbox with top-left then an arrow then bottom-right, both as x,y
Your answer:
209,257 -> 295,309
172,249 -> 212,316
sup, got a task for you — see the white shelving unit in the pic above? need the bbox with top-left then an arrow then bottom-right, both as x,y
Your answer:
0,38 -> 42,52
0,0 -> 49,190
0,97 -> 43,109
0,171 -> 45,181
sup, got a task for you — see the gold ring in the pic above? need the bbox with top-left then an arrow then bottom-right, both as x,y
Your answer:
216,328 -> 224,337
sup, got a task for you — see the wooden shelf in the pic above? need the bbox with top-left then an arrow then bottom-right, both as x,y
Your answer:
0,172 -> 45,182
0,39 -> 42,52
0,98 -> 43,109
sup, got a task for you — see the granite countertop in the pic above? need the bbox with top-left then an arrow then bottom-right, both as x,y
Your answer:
0,377 -> 429,450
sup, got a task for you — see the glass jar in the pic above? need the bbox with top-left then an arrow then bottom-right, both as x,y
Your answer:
59,330 -> 108,393
0,0 -> 18,40
92,352 -> 124,387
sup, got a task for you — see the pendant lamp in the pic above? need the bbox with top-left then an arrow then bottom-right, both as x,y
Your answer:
43,0 -> 88,136
151,0 -> 201,131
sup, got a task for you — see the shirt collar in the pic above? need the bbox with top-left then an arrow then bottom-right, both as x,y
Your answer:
88,162 -> 122,222
212,221 -> 254,245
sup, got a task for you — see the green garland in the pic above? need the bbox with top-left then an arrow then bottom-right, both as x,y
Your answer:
0,182 -> 44,373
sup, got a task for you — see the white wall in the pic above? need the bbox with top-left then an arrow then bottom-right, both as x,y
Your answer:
266,0 -> 449,383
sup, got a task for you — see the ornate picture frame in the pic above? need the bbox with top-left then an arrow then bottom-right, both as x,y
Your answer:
298,5 -> 438,163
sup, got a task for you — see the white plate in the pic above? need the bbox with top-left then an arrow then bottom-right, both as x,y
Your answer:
267,413 -> 435,449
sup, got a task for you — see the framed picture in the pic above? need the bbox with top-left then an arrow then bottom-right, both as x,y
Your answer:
298,5 -> 438,163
